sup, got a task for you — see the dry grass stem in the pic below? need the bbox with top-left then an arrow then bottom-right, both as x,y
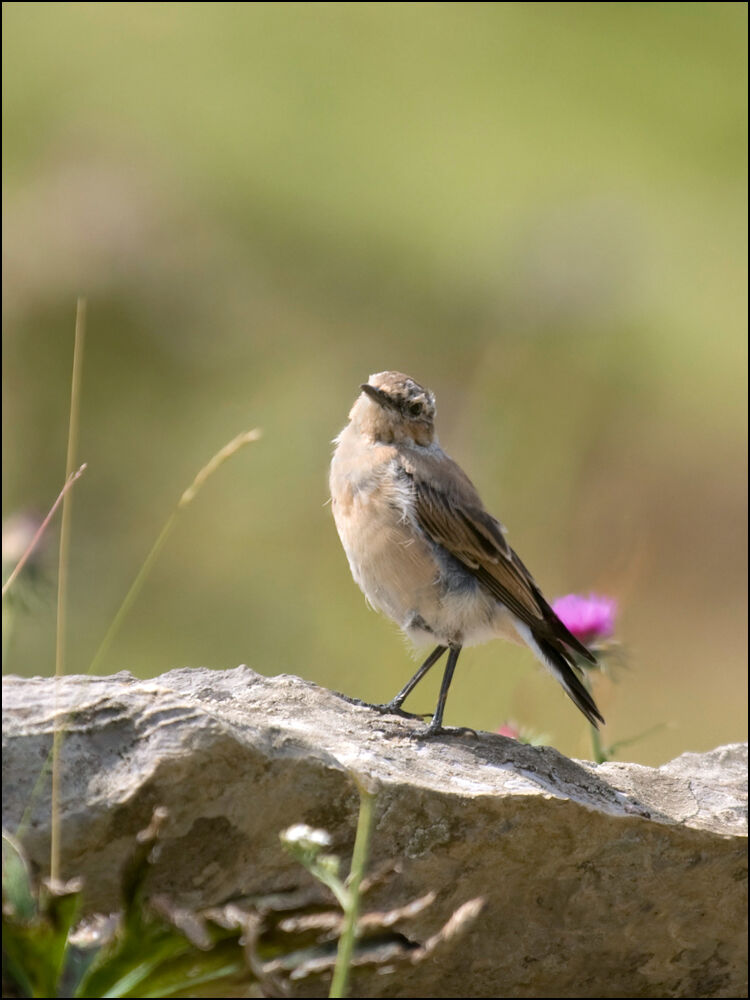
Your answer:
51,297 -> 86,881
2,464 -> 87,599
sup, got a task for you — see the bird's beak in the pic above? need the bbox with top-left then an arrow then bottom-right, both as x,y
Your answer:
360,383 -> 390,408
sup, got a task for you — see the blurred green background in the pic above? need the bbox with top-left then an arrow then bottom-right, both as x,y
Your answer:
2,2 -> 746,765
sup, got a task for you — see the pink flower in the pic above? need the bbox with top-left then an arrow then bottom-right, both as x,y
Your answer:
496,722 -> 520,740
552,593 -> 617,644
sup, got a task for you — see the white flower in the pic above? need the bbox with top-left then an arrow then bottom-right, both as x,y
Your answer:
280,824 -> 332,850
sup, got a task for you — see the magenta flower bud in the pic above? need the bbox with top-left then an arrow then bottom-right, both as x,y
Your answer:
496,722 -> 520,740
552,593 -> 617,644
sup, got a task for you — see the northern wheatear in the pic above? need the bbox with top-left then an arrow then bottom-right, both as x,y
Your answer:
329,371 -> 604,735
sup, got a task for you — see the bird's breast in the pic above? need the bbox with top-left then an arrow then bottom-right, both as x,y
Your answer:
329,430 -> 515,647
330,438 -> 440,628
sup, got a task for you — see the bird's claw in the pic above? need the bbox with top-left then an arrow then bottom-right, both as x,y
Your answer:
418,721 -> 479,739
373,701 -> 430,721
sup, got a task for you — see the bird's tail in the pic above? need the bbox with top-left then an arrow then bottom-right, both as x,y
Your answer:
514,623 -> 605,728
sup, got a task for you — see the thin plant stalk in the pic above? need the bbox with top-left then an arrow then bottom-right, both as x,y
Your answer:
589,721 -> 606,764
584,675 -> 663,763
1,464 -> 87,599
581,673 -> 607,764
14,430 -> 261,848
51,297 -> 86,882
329,782 -> 376,1000
604,723 -> 667,759
86,428 -> 261,677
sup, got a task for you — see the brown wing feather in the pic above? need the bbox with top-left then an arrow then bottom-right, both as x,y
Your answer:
403,452 -> 596,662
414,479 -> 547,628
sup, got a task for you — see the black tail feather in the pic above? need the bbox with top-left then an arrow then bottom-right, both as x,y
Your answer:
536,637 -> 605,728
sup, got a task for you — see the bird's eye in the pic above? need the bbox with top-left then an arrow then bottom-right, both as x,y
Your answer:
408,401 -> 422,418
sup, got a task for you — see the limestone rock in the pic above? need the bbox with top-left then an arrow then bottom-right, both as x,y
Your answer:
2,666 -> 747,998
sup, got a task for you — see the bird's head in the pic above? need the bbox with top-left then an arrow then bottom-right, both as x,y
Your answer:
350,371 -> 437,446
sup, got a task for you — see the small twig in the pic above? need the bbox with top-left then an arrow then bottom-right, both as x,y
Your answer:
1,464 -> 87,599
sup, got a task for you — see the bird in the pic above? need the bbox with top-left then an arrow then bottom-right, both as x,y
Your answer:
329,370 -> 604,736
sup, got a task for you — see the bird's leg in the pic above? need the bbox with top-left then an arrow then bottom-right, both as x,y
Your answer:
376,644 -> 448,718
423,645 -> 463,736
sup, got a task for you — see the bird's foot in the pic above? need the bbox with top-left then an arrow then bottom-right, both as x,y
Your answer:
373,701 -> 430,721
417,720 -> 479,739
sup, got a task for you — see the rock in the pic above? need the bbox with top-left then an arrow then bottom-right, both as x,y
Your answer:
2,666 -> 747,998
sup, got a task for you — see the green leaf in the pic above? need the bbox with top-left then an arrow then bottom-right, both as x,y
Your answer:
2,873 -> 82,998
75,810 -> 262,999
2,832 -> 36,921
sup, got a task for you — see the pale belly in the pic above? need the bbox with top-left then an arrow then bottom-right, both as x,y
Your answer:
331,469 -> 519,649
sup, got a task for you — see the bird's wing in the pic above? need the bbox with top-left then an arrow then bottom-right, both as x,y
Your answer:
403,450 -> 595,662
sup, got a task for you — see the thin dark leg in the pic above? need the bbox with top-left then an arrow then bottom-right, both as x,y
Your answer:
424,645 -> 462,735
379,644 -> 448,716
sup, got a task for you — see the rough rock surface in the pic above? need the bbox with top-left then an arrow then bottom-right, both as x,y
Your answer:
2,666 -> 747,999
